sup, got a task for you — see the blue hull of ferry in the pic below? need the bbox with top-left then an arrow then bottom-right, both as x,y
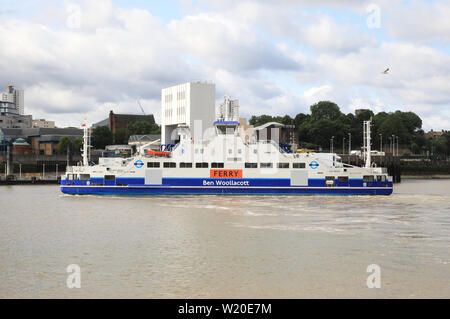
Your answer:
60,177 -> 393,196
61,186 -> 392,196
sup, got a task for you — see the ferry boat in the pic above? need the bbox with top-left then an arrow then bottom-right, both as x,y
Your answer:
60,118 -> 393,196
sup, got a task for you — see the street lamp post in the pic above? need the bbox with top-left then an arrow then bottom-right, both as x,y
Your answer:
331,136 -> 334,154
391,135 -> 395,155
379,134 -> 383,153
343,137 -> 346,155
348,133 -> 351,155
389,137 -> 392,156
396,136 -> 399,157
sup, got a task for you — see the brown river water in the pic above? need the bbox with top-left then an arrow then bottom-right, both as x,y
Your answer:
0,179 -> 449,298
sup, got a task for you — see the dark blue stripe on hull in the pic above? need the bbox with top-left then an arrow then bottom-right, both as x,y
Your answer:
62,177 -> 392,188
61,186 -> 393,196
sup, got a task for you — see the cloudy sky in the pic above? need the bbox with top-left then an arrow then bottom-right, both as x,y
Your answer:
0,0 -> 449,130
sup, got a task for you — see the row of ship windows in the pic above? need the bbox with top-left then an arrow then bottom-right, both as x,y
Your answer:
196,149 -> 264,154
146,162 -> 307,169
325,176 -> 385,182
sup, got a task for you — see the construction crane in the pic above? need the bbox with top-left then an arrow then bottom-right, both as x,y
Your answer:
137,100 -> 146,115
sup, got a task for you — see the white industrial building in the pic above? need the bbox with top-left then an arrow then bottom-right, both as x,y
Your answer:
161,82 -> 215,145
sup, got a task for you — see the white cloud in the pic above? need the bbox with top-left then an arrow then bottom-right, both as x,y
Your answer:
168,12 -> 299,71
299,16 -> 376,53
385,1 -> 450,45
0,1 -> 199,126
0,0 -> 448,131
303,85 -> 334,106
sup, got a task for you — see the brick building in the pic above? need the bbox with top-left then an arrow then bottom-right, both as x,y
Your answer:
107,111 -> 155,134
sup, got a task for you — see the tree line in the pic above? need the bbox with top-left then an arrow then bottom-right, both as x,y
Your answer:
249,101 -> 450,156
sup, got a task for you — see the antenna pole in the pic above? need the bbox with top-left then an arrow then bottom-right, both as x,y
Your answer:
82,123 -> 90,166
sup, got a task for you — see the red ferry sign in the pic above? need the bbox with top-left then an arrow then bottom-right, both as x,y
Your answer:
210,169 -> 243,178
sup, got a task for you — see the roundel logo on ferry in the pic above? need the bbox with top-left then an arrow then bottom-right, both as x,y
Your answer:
309,161 -> 319,169
134,160 -> 144,168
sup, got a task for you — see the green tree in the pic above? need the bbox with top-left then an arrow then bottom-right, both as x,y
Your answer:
412,130 -> 428,154
91,126 -> 113,149
248,115 -> 259,126
307,119 -> 348,149
378,113 -> 409,144
150,123 -> 161,134
128,121 -> 160,135
114,128 -> 130,144
399,111 -> 422,135
410,142 -> 421,154
372,112 -> 389,128
432,136 -> 448,156
444,132 -> 450,152
72,137 -> 83,155
249,101 -> 426,154
355,109 -> 374,122
57,136 -> 72,154
310,101 -> 342,121
249,115 -> 275,127
280,115 -> 293,125
294,113 -> 308,128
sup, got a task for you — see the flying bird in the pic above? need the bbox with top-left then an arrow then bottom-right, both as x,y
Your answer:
382,67 -> 389,74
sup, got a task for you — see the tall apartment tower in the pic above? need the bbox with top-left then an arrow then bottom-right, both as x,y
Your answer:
14,88 -> 24,115
217,95 -> 239,122
0,86 -> 24,115
161,82 -> 215,144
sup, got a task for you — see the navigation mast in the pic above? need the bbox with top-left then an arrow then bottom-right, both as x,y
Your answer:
82,122 -> 90,166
